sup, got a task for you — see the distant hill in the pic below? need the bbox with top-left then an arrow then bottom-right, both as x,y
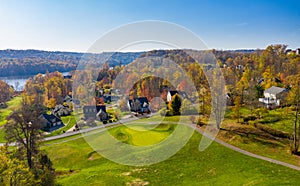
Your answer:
0,49 -> 145,77
0,48 -> 260,77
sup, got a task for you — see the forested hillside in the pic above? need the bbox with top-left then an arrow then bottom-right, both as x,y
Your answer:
0,49 -> 144,77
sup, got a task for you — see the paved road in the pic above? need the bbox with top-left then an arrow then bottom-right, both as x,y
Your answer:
0,114 -> 153,146
186,123 -> 300,172
1,116 -> 300,171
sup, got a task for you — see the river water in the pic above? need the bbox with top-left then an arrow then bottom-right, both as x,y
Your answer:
0,72 -> 71,91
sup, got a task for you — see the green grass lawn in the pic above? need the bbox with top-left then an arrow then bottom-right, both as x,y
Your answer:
0,96 -> 22,126
225,106 -> 296,134
0,96 -> 22,142
108,124 -> 175,146
43,123 -> 300,186
264,107 -> 296,133
0,129 -> 5,143
219,106 -> 300,166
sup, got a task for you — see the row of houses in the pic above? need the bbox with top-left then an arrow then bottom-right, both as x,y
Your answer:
83,90 -> 187,120
286,48 -> 300,55
39,95 -> 74,132
40,85 -> 288,132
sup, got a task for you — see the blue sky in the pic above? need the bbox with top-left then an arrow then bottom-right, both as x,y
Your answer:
0,0 -> 299,52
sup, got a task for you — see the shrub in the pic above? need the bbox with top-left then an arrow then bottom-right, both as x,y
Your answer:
166,109 -> 174,116
253,108 -> 268,119
259,116 -> 280,124
243,116 -> 257,123
254,123 -> 290,138
159,108 -> 174,116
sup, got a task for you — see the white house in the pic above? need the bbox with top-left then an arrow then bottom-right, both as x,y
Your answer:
259,86 -> 286,108
296,48 -> 300,55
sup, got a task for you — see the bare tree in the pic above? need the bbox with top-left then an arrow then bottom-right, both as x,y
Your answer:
209,69 -> 226,129
4,95 -> 55,185
291,80 -> 300,154
5,98 -> 44,169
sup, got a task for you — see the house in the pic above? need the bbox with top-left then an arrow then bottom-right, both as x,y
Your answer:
167,90 -> 188,102
52,104 -> 71,117
296,48 -> 300,55
286,49 -> 294,55
285,48 -> 300,55
127,97 -> 150,113
236,65 -> 244,72
40,114 -> 64,132
64,95 -> 80,106
0,102 -> 7,109
258,77 -> 282,84
63,75 -> 72,79
225,93 -> 234,106
95,88 -> 104,97
95,95 -> 112,105
96,108 -> 109,121
83,105 -> 109,121
258,78 -> 264,85
259,86 -> 287,108
103,95 -> 112,103
64,95 -> 72,103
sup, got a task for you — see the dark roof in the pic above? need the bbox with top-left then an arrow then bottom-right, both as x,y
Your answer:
264,86 -> 286,94
41,114 -> 62,123
258,78 -> 264,84
137,97 -> 148,104
65,95 -> 72,99
169,90 -> 188,98
169,91 -> 178,96
63,75 -> 72,79
97,95 -> 112,102
128,97 -> 149,107
83,105 -> 106,113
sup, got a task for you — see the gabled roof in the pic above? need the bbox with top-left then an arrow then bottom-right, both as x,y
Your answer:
128,97 -> 149,107
169,91 -> 178,96
168,90 -> 188,98
264,86 -> 286,94
137,97 -> 148,104
41,113 -> 62,123
64,95 -> 72,102
83,105 -> 106,113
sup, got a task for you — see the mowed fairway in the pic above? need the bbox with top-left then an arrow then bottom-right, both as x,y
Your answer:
109,124 -> 175,146
0,96 -> 22,126
44,123 -> 300,185
0,96 -> 22,142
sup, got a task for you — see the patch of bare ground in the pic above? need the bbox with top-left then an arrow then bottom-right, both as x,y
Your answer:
126,178 -> 149,186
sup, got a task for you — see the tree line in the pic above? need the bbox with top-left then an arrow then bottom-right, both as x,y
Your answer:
0,80 -> 14,103
0,49 -> 144,77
